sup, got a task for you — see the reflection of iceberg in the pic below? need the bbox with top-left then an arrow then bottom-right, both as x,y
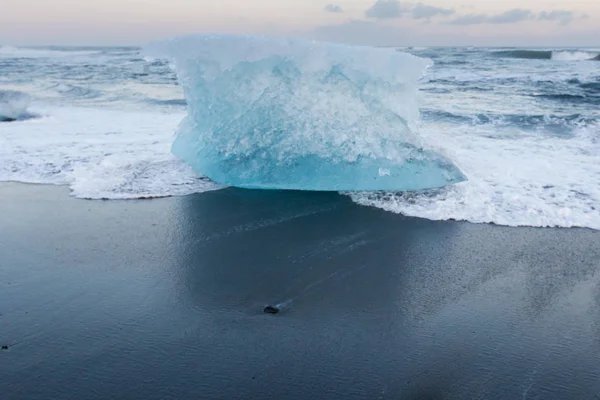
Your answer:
146,35 -> 466,191
0,90 -> 31,121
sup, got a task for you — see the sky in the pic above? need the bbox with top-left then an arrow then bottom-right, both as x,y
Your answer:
1,0 -> 599,47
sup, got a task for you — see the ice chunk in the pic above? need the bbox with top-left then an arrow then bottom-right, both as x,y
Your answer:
0,90 -> 31,121
145,35 -> 466,191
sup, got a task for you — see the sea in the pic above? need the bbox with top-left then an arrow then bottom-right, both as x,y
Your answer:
1,44 -> 599,229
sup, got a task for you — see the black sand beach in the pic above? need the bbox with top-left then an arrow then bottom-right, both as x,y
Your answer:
1,182 -> 600,399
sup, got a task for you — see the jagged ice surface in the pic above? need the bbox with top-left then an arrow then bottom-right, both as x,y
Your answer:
145,35 -> 466,191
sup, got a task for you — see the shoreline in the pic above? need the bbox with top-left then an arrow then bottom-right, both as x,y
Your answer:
2,181 -> 598,232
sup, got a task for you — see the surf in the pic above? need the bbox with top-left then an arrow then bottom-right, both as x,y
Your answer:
493,49 -> 600,61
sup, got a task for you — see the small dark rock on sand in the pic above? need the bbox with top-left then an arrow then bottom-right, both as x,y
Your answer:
263,305 -> 280,314
1,345 -> 8,350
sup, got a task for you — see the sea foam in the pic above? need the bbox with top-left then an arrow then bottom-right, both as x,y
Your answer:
0,90 -> 31,121
0,106 -> 220,199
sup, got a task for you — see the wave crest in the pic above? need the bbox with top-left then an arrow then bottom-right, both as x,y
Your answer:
493,49 -> 599,61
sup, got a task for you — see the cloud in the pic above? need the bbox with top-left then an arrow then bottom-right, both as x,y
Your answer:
365,1 -> 453,20
306,20 -> 600,48
447,14 -> 487,25
538,10 -> 576,25
311,19 -> 412,46
365,0 -> 408,19
324,4 -> 344,14
448,8 -> 586,26
487,9 -> 533,24
449,9 -> 533,25
412,3 -> 454,20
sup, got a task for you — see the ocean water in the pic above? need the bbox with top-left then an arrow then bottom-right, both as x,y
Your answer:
0,44 -> 598,228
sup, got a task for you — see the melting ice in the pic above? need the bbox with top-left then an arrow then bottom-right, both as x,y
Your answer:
145,35 -> 466,191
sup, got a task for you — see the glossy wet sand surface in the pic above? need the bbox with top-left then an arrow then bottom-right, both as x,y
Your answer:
1,183 -> 600,399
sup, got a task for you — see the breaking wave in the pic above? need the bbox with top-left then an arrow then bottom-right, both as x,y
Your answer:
422,110 -> 597,134
0,45 -> 102,59
494,49 -> 600,61
0,90 -> 33,121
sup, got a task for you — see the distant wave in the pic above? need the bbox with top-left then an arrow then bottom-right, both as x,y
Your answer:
51,84 -> 103,99
147,99 -> 187,107
580,81 -> 600,92
552,51 -> 600,61
435,60 -> 469,66
422,109 -> 598,133
493,50 -> 553,59
534,93 -> 600,105
0,45 -> 102,58
493,49 -> 600,61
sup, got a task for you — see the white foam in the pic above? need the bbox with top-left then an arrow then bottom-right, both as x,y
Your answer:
349,122 -> 600,230
0,106 -> 222,199
551,51 -> 599,61
0,90 -> 31,120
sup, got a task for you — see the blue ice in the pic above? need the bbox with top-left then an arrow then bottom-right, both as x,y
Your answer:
145,35 -> 466,191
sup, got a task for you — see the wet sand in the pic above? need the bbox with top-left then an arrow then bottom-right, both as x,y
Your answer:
1,182 -> 600,399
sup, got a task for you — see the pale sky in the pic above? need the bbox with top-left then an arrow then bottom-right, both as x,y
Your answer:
1,0 -> 599,46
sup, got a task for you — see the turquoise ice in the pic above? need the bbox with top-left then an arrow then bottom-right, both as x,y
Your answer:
145,35 -> 466,191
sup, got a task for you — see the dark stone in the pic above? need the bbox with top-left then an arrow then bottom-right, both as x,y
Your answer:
263,305 -> 280,314
1,345 -> 8,350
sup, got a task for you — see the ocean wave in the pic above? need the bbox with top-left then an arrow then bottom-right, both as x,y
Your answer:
422,110 -> 597,133
534,93 -> 600,105
580,81 -> 600,92
552,51 -> 600,61
146,98 -> 187,107
2,44 -> 599,231
434,60 -> 469,66
493,50 -> 553,60
348,120 -> 600,230
0,106 -> 221,199
0,90 -> 32,121
0,46 -> 102,59
51,84 -> 104,99
493,49 -> 600,61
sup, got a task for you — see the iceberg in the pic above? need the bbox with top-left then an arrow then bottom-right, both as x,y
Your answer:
0,90 -> 31,121
145,35 -> 466,191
